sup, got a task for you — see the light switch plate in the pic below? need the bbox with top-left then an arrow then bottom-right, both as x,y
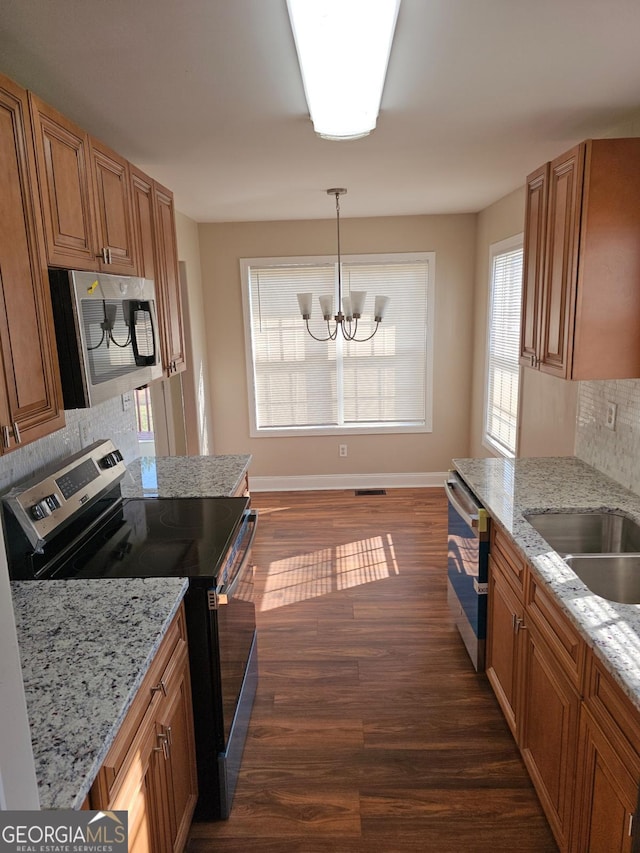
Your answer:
605,401 -> 617,430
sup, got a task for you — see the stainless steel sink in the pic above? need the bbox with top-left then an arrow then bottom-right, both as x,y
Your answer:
565,555 -> 640,604
525,511 -> 640,556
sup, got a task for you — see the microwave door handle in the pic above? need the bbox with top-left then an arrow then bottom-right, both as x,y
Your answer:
129,299 -> 157,366
215,510 -> 258,605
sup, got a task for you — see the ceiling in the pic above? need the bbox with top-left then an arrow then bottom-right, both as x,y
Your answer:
2,0 -> 640,223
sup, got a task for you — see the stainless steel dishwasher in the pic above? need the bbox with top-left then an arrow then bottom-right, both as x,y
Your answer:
445,472 -> 490,671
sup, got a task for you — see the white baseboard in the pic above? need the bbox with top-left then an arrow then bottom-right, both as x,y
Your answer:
250,471 -> 449,492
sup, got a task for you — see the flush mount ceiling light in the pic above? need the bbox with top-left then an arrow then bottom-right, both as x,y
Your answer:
286,0 -> 401,140
296,188 -> 390,342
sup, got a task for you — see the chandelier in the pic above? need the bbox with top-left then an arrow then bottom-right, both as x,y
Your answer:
296,189 -> 390,342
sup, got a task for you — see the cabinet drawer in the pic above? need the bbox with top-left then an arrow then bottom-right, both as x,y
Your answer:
491,524 -> 527,594
584,651 -> 640,766
90,605 -> 188,806
526,570 -> 586,690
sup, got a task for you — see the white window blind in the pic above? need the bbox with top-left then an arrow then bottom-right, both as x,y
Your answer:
484,237 -> 523,457
241,253 -> 434,436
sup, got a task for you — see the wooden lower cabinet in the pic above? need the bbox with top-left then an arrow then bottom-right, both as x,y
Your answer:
486,556 -> 524,737
519,622 -> 580,849
91,605 -> 197,853
486,523 -> 640,852
572,708 -> 637,853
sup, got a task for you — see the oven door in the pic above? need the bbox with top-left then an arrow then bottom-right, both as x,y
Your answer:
187,508 -> 259,821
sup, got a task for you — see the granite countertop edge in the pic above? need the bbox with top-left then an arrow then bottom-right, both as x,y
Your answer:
12,577 -> 188,810
452,455 -> 640,712
123,453 -> 252,499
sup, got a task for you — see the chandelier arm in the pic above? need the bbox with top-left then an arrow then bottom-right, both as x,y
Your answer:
304,318 -> 338,342
346,322 -> 381,343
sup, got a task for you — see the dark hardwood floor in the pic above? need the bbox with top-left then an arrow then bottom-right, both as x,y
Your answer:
187,488 -> 557,852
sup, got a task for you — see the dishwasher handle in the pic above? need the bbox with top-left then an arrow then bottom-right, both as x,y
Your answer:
444,476 -> 489,534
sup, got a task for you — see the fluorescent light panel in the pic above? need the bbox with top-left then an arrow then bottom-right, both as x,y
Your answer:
286,0 -> 401,140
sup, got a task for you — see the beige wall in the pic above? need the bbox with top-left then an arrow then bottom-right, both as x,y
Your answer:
469,186 -> 524,457
469,185 -> 579,458
175,211 -> 215,455
198,214 -> 476,477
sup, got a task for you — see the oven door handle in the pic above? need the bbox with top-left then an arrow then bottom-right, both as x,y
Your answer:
215,509 -> 258,606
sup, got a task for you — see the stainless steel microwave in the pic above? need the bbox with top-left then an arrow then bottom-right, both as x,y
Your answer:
49,269 -> 163,408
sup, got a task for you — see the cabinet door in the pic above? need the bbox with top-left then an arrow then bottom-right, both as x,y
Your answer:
153,183 -> 186,376
28,92 -> 97,269
486,558 -> 524,737
538,144 -> 584,378
572,709 -> 637,853
520,622 -> 580,850
90,138 -> 138,275
0,75 -> 64,453
108,717 -> 168,853
157,650 -> 198,853
131,167 -> 157,281
520,163 -> 548,368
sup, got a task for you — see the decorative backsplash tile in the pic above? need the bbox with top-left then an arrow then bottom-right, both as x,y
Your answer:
576,379 -> 640,493
0,396 -> 139,492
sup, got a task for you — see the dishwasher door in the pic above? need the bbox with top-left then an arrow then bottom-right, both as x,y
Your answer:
445,473 -> 490,671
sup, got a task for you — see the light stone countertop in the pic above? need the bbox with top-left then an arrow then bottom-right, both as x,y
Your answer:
453,455 -> 640,711
11,452 -> 252,809
11,577 -> 188,809
123,454 -> 251,499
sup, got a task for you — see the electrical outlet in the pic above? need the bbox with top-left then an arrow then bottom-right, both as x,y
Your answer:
339,444 -> 348,457
605,401 -> 617,430
122,392 -> 133,412
79,421 -> 91,447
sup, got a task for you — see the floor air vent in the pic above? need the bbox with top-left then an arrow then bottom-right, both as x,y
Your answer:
354,489 -> 387,496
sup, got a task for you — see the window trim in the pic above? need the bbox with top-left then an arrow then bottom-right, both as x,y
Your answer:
482,233 -> 524,459
240,252 -> 435,438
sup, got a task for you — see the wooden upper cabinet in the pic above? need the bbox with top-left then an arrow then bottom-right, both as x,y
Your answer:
131,167 -> 157,281
30,93 -> 139,275
29,92 -> 97,268
539,145 -> 584,378
89,138 -> 137,275
153,183 -> 186,376
521,138 -> 640,380
0,74 -> 64,453
520,163 -> 548,369
131,170 -> 187,377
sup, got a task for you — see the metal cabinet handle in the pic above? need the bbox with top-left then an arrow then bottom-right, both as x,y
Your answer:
164,725 -> 172,746
12,421 -> 21,444
514,617 -> 527,634
153,732 -> 169,760
2,425 -> 10,448
151,679 -> 168,697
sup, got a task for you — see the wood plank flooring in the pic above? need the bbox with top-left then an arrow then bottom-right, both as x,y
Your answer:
187,488 -> 558,852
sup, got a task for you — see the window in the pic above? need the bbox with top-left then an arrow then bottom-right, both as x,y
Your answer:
240,253 -> 434,436
484,235 -> 523,458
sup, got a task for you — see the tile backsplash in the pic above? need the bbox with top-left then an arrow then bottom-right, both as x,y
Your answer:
575,379 -> 640,493
0,395 -> 139,493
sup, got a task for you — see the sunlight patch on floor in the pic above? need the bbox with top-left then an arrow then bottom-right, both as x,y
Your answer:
258,534 -> 398,611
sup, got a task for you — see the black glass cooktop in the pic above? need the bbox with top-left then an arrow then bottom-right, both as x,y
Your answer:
7,495 -> 250,581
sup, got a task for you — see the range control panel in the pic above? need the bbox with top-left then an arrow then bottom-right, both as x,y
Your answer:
3,439 -> 126,550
